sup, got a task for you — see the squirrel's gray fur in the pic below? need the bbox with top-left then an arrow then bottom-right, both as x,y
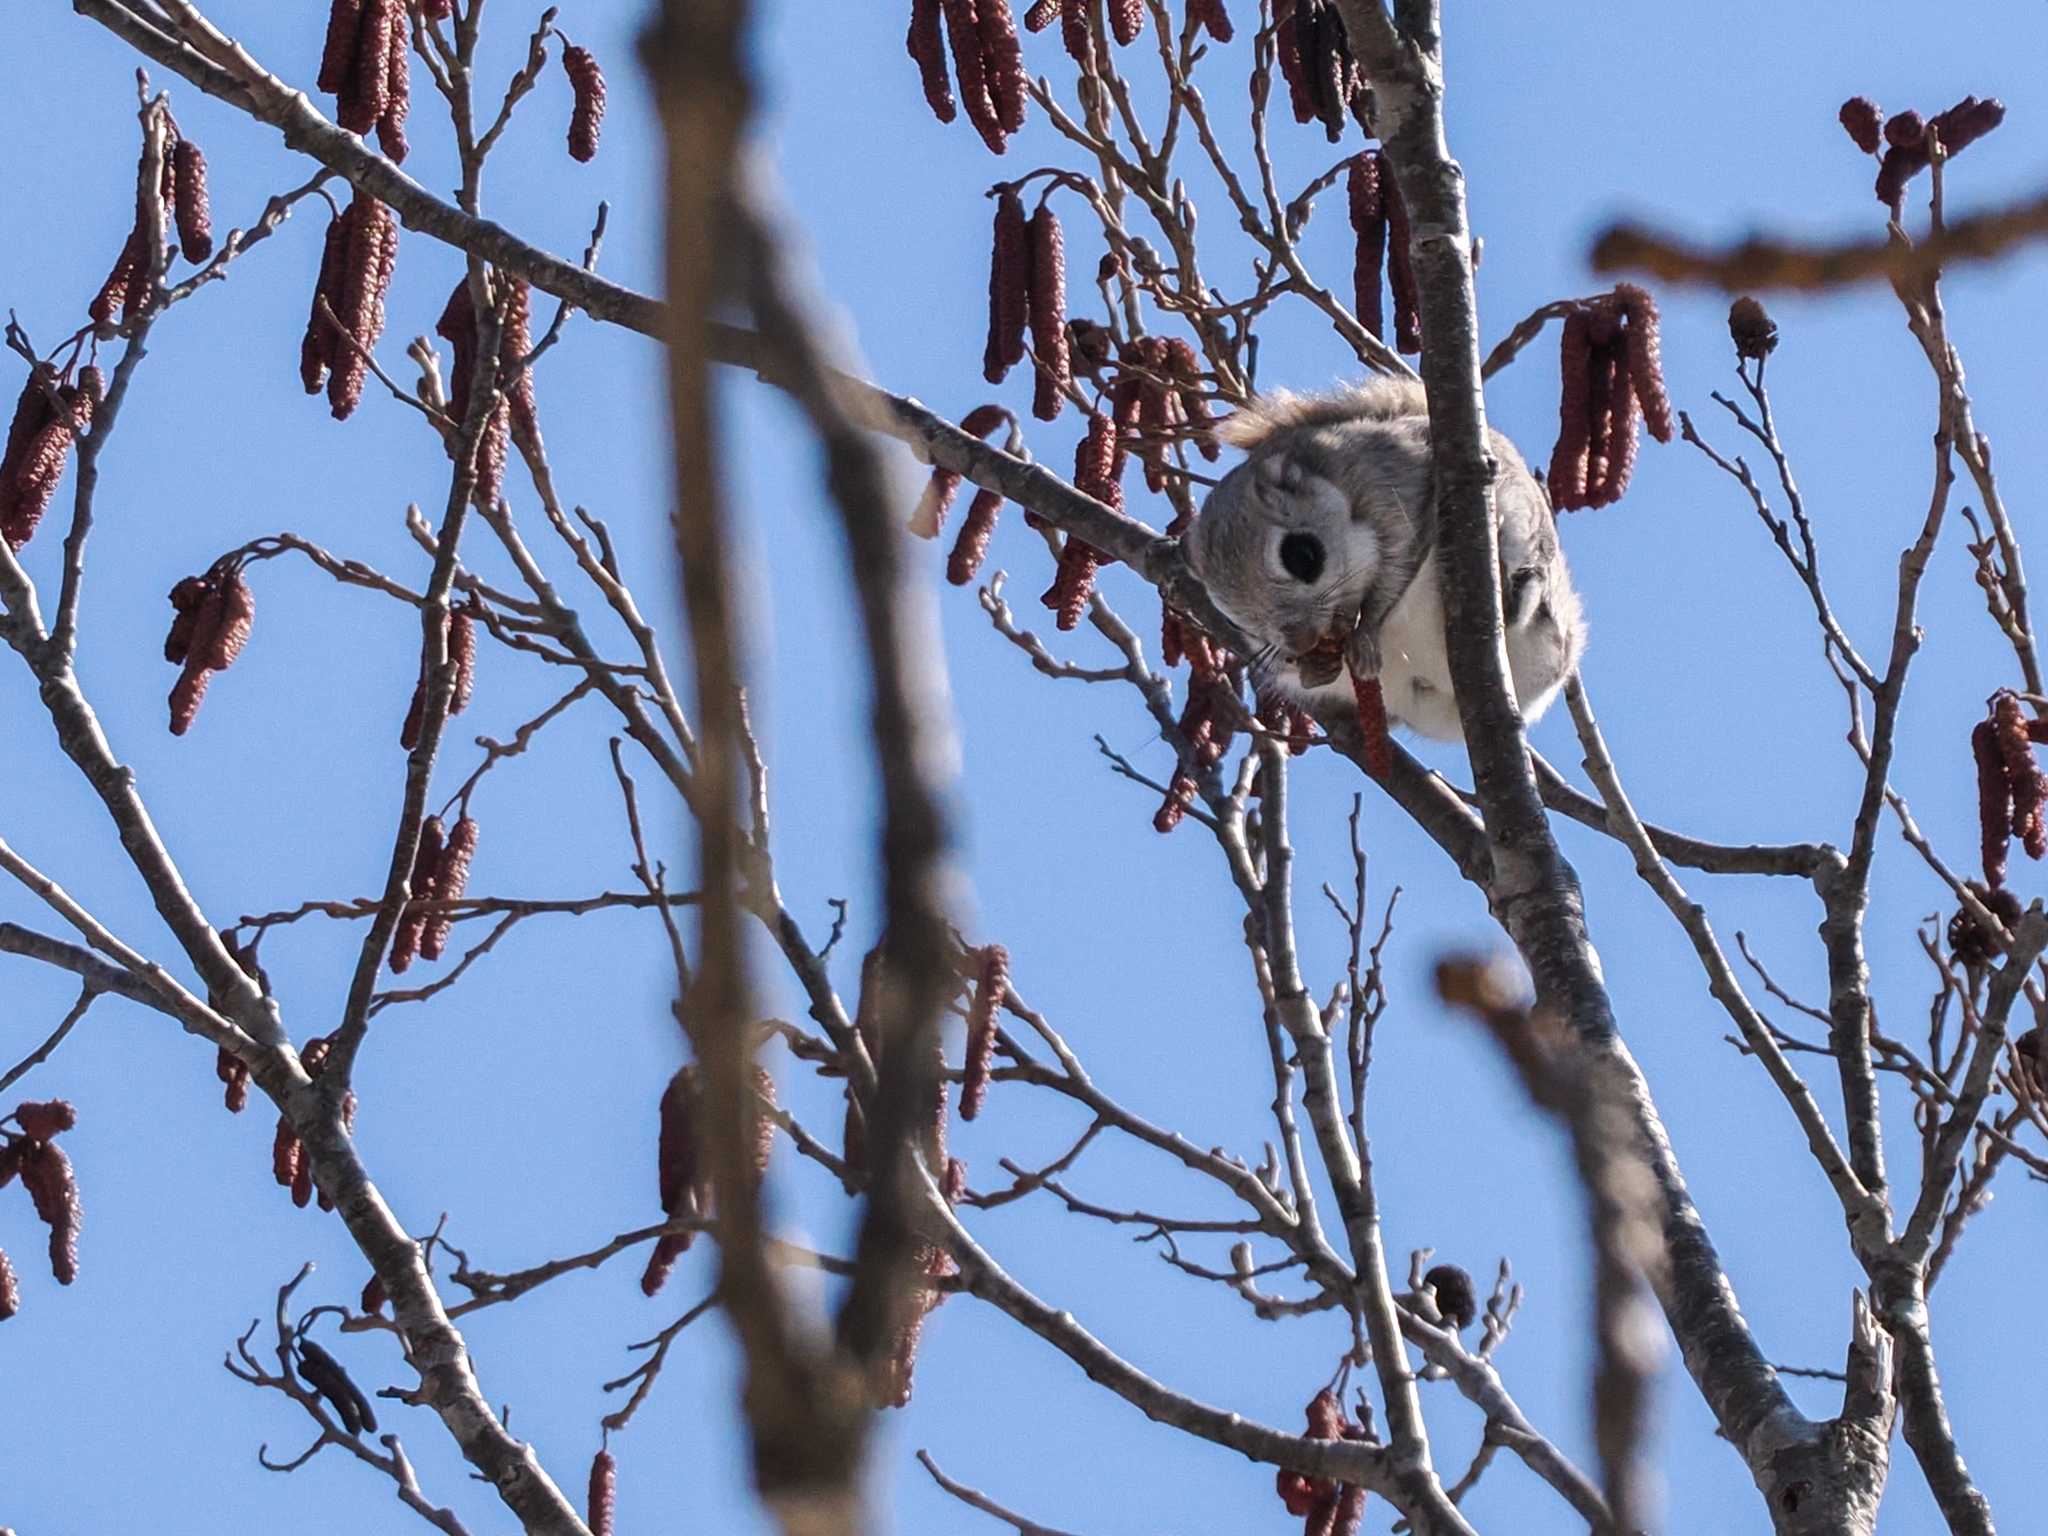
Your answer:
1184,377 -> 1586,740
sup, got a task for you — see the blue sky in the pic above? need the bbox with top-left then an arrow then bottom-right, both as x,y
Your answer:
3,3 -> 2047,1533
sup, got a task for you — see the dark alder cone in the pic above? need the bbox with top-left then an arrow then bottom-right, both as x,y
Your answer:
1424,1262 -> 1477,1330
1067,316 -> 1114,375
1614,284 -> 1673,443
980,0 -> 1029,134
377,1 -> 412,162
319,0 -> 367,95
361,1273 -> 387,1315
1347,153 -> 1387,342
1274,0 -> 1317,126
1190,0 -> 1233,42
588,1449 -> 617,1536
908,0 -> 958,123
941,0 -> 1007,153
946,488 -> 1005,585
1993,692 -> 2048,859
1351,670 -> 1391,778
1110,0 -> 1144,44
1023,0 -> 1059,28
563,44 -> 608,161
14,1101 -> 75,1142
329,193 -> 399,420
88,232 -> 144,331
420,814 -> 479,961
1948,882 -> 2023,968
20,1141 -> 81,1285
1028,204 -> 1071,421
338,0 -> 398,134
1837,97 -> 1883,153
960,943 -> 1009,1119
171,139 -> 214,262
0,1246 -> 16,1320
1384,175 -> 1421,353
216,1045 -> 251,1113
1728,295 -> 1778,360
1548,308 -> 1594,511
301,207 -> 354,394
984,188 -> 1030,384
390,815 -> 445,972
1974,717 -> 2012,888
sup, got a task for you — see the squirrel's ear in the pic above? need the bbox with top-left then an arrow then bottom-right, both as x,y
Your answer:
1254,454 -> 1304,494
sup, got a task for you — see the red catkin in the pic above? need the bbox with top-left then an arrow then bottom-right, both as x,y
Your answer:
172,139 -> 214,262
338,0 -> 398,134
361,1273 -> 387,1315
501,277 -> 539,444
377,0 -> 411,163
984,188 -> 1029,384
450,603 -> 478,715
0,1247 -> 17,1320
20,1141 -> 81,1284
1163,338 -> 1217,463
1274,0 -> 1317,126
1023,0 -> 1060,29
1614,283 -> 1674,443
588,1450 -> 617,1536
1384,173 -> 1420,353
167,566 -> 253,735
980,0 -> 1029,135
1109,0 -> 1144,44
961,944 -> 1008,1119
877,1244 -> 954,1407
390,815 -> 445,972
1975,717 -> 2012,887
1838,97 -> 1883,153
1060,0 -> 1091,65
1,375 -> 92,551
217,1045 -> 250,1113
1347,152 -> 1386,342
941,0 -> 1006,153
201,570 -> 255,671
908,0 -> 958,123
301,207 -> 354,395
1994,693 -> 2048,860
1351,670 -> 1391,778
1548,308 -> 1594,510
914,402 -> 1008,538
563,44 -> 607,163
320,0 -> 367,94
946,488 -> 1005,584
1028,203 -> 1070,421
642,1066 -> 700,1296
419,814 -> 478,961
1190,0 -> 1233,42
329,192 -> 399,421
88,231 -> 144,331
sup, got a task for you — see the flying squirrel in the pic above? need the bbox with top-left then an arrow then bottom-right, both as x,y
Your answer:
1183,377 -> 1587,741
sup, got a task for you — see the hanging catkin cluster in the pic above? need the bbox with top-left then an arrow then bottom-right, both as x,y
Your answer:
295,1336 -> 379,1435
300,190 -> 401,421
0,365 -> 98,551
1276,0 -> 1365,143
1345,151 -> 1418,352
1545,284 -> 1673,512
389,812 -> 480,971
959,944 -> 1008,1120
90,110 -> 213,331
319,0 -> 412,161
271,1034 -> 355,1210
1972,690 -> 2048,889
400,600 -> 479,749
163,561 -> 256,735
981,189 -> 1071,421
1,1098 -> 83,1307
908,0 -> 1028,152
1039,408 -> 1126,630
1838,94 -> 2006,216
1273,1388 -> 1370,1536
561,42 -> 607,162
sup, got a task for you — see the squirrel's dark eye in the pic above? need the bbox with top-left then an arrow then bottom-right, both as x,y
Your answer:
1278,532 -> 1325,585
